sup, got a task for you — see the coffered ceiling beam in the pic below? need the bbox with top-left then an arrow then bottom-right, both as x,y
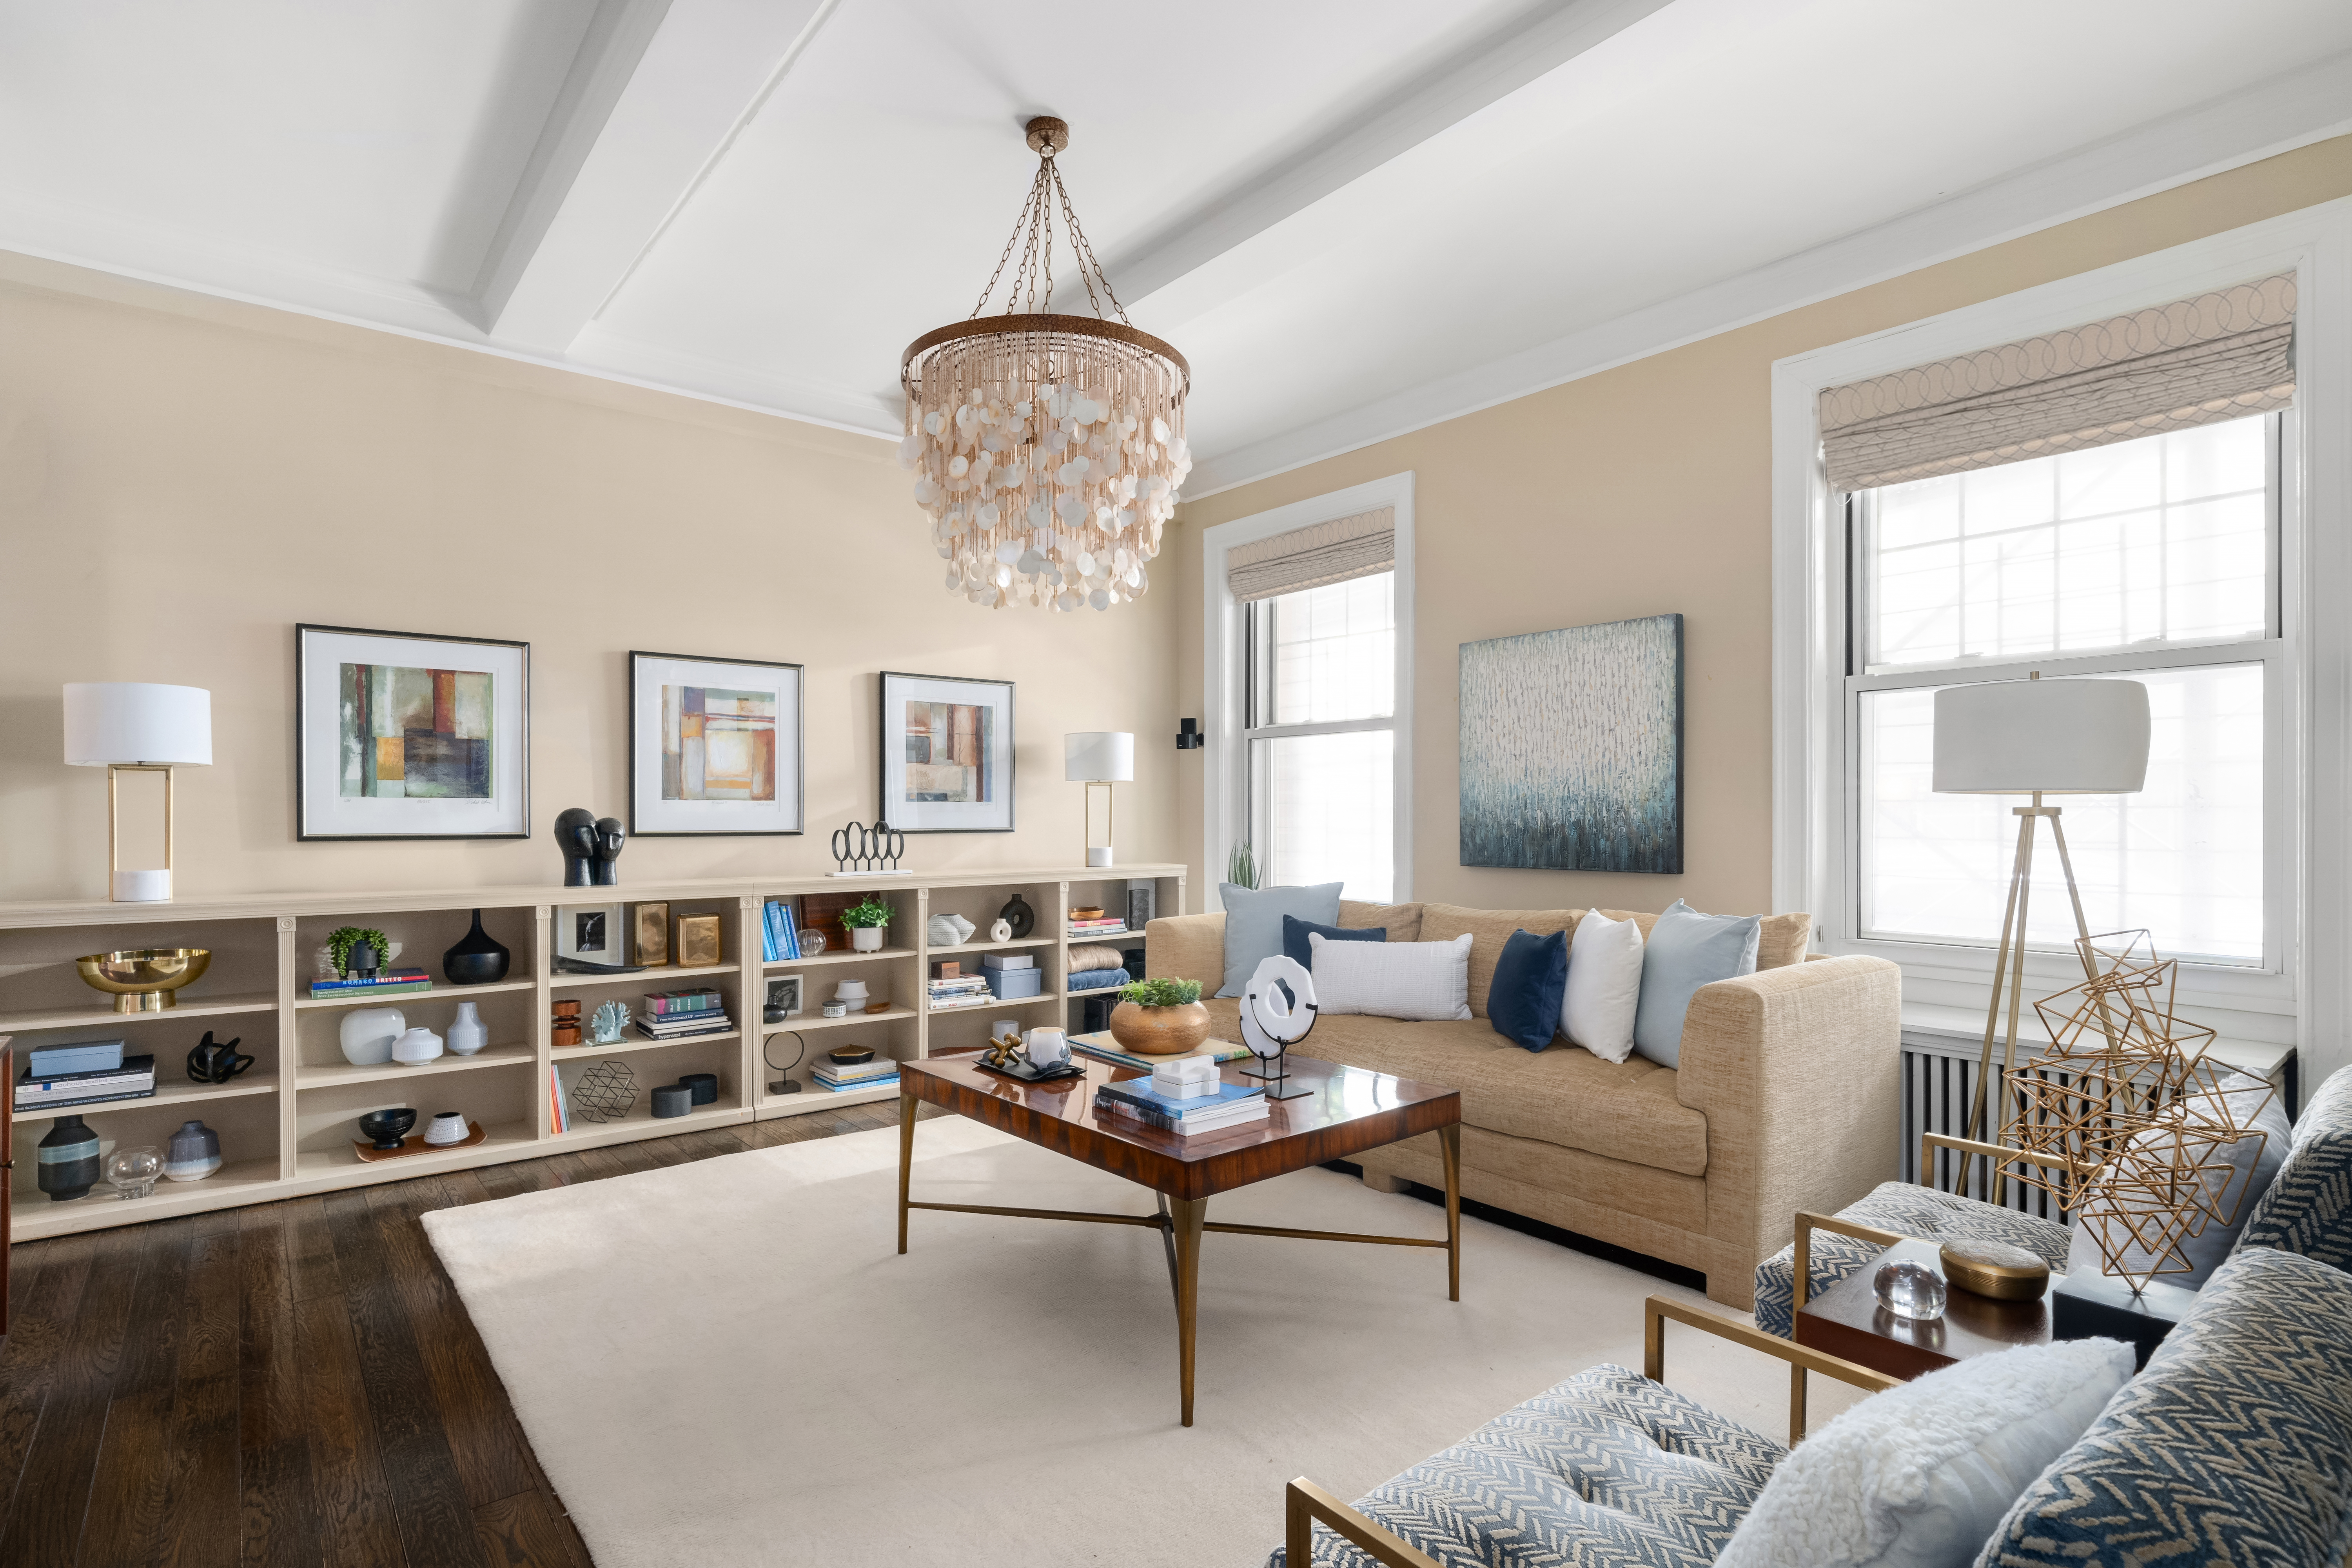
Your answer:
1102,0 -> 1676,310
478,0 -> 835,354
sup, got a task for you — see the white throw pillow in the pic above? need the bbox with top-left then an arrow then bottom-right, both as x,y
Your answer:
1714,1338 -> 2133,1568
1310,932 -> 1471,1022
1560,911 -> 1643,1064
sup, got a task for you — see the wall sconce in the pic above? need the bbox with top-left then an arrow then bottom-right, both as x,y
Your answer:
1176,718 -> 1203,750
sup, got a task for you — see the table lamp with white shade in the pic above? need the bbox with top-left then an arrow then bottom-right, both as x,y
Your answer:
1933,671 -> 2149,1168
64,682 -> 213,902
1064,731 -> 1134,868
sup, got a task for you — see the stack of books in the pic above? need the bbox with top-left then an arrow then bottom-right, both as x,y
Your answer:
812,1056 -> 900,1093
16,1041 -> 158,1113
309,966 -> 432,1000
926,965 -> 995,1013
1071,1033 -> 1252,1073
637,988 -> 733,1041
760,899 -> 804,962
1067,914 -> 1129,940
1094,1074 -> 1266,1136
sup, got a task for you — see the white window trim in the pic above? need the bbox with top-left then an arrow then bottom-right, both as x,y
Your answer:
1201,472 -> 1415,911
1772,198 -> 2352,1085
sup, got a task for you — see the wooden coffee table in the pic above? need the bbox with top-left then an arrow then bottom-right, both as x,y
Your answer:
897,1052 -> 1463,1426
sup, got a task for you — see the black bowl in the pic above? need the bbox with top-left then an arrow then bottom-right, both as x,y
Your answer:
358,1108 -> 417,1150
828,1045 -> 874,1065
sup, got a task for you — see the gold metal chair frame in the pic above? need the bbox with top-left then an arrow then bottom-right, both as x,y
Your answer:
1280,1295 -> 1896,1568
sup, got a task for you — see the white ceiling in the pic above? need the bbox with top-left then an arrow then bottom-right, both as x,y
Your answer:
3,0 -> 2348,493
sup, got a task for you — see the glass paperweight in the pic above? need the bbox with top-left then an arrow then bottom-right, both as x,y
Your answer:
797,928 -> 828,956
107,1145 -> 163,1200
1874,1258 -> 1947,1321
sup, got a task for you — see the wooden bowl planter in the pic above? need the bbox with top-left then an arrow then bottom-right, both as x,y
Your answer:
1108,1000 -> 1212,1056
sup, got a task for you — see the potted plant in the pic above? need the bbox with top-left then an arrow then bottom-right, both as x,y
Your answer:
1109,976 -> 1212,1056
841,895 -> 895,952
327,926 -> 393,978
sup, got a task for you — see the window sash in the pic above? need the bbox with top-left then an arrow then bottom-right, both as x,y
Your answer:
1244,579 -> 1396,896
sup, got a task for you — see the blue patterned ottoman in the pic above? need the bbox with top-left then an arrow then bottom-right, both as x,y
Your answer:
1268,1364 -> 1783,1568
1752,1181 -> 2070,1338
1976,1245 -> 2352,1566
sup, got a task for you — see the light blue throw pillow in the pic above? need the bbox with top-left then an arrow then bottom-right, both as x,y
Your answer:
1217,882 -> 1342,997
1632,899 -> 1761,1069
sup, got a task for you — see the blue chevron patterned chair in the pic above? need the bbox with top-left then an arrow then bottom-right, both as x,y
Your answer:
2230,1064 -> 2352,1273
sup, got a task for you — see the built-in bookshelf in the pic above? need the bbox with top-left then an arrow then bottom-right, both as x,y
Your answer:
0,865 -> 1181,1241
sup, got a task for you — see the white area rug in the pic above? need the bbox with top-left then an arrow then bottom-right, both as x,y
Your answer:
424,1121 -> 1859,1567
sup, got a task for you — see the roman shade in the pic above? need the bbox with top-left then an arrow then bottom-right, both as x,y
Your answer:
1227,506 -> 1395,603
1820,274 -> 2296,493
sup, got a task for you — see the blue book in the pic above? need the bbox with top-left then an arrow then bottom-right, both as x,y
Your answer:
1095,1076 -> 1264,1118
782,903 -> 800,960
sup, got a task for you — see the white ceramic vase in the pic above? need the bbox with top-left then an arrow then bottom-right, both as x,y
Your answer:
990,918 -> 1013,942
851,926 -> 885,951
339,1006 -> 407,1067
423,1111 -> 469,1147
392,1026 -> 444,1067
445,1001 -> 487,1056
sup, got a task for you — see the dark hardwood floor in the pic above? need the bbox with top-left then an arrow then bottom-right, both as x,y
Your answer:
0,1098 -> 932,1567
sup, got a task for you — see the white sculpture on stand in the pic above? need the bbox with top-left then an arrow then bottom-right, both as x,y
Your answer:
1239,954 -> 1317,1100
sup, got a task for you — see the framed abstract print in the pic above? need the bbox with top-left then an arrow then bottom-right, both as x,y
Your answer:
879,671 -> 1014,833
296,624 -> 529,840
629,651 -> 804,836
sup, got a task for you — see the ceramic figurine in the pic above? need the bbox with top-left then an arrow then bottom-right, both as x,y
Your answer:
590,1000 -> 629,1044
446,1000 -> 488,1056
164,1119 -> 223,1182
37,1114 -> 103,1201
555,807 -> 599,886
990,918 -> 1014,942
443,909 -> 512,985
339,1006 -> 406,1067
185,1029 -> 254,1084
392,1025 -> 445,1067
927,912 -> 975,948
593,817 -> 626,886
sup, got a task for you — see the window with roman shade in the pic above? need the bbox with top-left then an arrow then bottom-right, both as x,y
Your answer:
1829,276 -> 2296,967
1225,506 -> 1396,602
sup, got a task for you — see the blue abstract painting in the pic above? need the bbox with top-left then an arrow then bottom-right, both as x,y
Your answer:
1459,614 -> 1683,873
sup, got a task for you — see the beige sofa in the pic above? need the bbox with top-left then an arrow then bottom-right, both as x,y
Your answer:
1145,900 -> 1900,1308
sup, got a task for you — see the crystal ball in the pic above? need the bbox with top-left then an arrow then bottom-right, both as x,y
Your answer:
1874,1259 -> 1947,1321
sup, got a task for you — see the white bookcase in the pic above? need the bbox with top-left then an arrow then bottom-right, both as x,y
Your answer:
0,864 -> 1182,1242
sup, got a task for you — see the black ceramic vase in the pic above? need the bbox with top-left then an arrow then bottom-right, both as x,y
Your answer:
443,909 -> 512,986
1000,893 -> 1036,938
37,1114 -> 102,1202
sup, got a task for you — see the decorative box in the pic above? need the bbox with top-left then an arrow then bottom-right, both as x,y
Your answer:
985,966 -> 1043,999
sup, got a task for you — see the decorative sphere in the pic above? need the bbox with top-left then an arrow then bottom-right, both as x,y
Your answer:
1874,1259 -> 1948,1321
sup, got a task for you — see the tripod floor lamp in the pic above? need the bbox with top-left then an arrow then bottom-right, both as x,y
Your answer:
1932,672 -> 2149,1183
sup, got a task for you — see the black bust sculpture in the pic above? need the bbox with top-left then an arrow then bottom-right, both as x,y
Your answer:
593,817 -> 626,886
555,808 -> 599,886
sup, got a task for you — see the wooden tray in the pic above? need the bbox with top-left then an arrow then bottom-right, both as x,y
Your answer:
353,1120 -> 487,1161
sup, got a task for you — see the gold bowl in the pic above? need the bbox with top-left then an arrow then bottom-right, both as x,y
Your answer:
74,947 -> 212,1014
1939,1238 -> 2051,1301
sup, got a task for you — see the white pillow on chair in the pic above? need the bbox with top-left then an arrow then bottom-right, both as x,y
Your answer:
1309,932 -> 1472,1022
1560,910 -> 1644,1064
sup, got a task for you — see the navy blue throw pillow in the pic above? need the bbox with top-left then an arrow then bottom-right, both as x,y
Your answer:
1488,927 -> 1568,1052
1284,915 -> 1384,971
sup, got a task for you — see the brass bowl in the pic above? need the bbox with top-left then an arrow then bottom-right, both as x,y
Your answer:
74,947 -> 212,1014
1939,1238 -> 2051,1301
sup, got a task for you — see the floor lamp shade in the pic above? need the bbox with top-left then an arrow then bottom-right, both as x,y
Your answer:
63,682 -> 212,902
1932,678 -> 2149,795
1065,732 -> 1134,868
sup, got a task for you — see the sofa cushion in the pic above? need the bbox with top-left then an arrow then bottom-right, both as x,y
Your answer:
1753,1181 -> 2072,1338
1281,1009 -> 1710,1177
1979,1245 -> 2352,1567
1586,908 -> 1811,971
1284,914 -> 1381,971
1633,900 -> 1761,1070
1419,902 -> 1583,1018
1488,928 -> 1569,1051
1270,1363 -> 1783,1568
2231,1063 -> 2352,1274
1339,899 -> 1423,942
2069,1071 -> 2290,1290
1217,881 -> 1341,997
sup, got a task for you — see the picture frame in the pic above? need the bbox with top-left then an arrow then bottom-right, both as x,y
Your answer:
632,902 -> 671,967
764,975 -> 804,1019
878,671 -> 1015,833
555,903 -> 627,964
296,624 -> 529,840
629,651 -> 804,836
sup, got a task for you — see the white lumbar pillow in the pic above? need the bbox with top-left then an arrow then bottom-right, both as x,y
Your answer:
1714,1337 -> 2134,1568
1309,931 -> 1471,1022
1560,910 -> 1643,1063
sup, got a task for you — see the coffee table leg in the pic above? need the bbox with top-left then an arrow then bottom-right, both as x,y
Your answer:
897,1090 -> 916,1255
1170,1195 -> 1207,1427
1439,1122 -> 1462,1302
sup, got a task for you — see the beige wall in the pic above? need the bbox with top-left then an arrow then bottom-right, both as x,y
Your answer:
0,255 -> 1180,900
1175,134 -> 2352,915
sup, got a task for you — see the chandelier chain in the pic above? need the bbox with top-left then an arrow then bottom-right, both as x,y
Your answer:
964,146 -> 1127,325
1050,160 -> 1127,325
969,159 -> 1051,321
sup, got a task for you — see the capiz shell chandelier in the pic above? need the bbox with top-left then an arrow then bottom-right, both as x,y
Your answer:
900,117 -> 1191,612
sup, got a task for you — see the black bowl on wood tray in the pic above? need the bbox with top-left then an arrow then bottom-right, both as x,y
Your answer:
358,1108 -> 417,1151
827,1045 -> 874,1065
